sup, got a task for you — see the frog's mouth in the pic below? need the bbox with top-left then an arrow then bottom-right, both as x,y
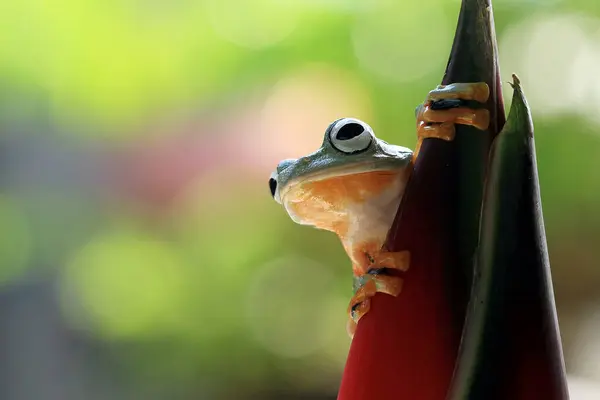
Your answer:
279,162 -> 409,205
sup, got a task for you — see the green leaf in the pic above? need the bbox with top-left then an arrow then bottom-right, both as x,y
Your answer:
449,75 -> 569,399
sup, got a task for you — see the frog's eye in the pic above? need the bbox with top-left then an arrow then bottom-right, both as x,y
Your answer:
269,171 -> 281,204
329,118 -> 373,154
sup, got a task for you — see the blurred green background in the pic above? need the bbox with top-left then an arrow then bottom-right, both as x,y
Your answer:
0,0 -> 599,399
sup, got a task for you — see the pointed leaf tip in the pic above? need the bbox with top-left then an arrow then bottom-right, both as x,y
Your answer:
508,73 -> 521,89
503,73 -> 533,139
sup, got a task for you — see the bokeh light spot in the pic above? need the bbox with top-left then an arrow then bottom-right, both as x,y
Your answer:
260,63 -> 372,164
245,256 -> 344,358
206,0 -> 300,49
568,375 -> 600,400
572,302 -> 600,380
352,0 -> 452,82
61,227 -> 189,339
173,172 -> 281,276
499,13 -> 600,125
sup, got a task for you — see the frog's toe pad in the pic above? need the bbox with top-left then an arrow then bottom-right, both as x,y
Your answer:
372,250 -> 410,272
416,82 -> 491,135
427,82 -> 490,103
418,105 -> 490,132
346,273 -> 404,338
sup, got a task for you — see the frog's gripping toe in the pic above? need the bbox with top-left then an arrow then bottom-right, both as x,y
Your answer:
346,273 -> 404,337
427,82 -> 490,104
416,82 -> 491,146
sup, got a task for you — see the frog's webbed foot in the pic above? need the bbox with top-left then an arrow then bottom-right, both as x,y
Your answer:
414,82 -> 491,159
346,250 -> 410,337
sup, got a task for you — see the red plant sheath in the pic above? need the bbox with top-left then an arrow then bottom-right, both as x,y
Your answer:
339,1 -> 502,397
337,139 -> 462,400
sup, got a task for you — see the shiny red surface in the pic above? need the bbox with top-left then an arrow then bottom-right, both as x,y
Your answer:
338,139 -> 465,400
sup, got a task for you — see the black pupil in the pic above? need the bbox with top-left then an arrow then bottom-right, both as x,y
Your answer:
336,123 -> 364,140
269,178 -> 277,198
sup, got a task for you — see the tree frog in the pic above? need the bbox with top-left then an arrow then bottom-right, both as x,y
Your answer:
269,82 -> 490,337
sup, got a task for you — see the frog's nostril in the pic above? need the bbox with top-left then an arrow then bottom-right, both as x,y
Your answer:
269,177 -> 278,198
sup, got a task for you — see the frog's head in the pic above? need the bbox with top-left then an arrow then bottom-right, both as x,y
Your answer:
269,118 -> 413,241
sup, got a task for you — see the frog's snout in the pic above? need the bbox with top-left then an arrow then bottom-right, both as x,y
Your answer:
269,171 -> 281,204
270,159 -> 298,204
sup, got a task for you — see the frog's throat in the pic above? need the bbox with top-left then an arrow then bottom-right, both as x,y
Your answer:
279,162 -> 408,204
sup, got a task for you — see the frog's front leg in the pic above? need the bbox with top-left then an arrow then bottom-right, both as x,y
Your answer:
346,250 -> 410,337
413,82 -> 491,159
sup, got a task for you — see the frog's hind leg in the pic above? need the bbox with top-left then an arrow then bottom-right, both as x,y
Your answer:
413,82 -> 491,159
